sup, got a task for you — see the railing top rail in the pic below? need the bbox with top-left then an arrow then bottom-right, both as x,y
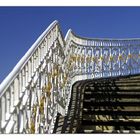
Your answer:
0,20 -> 58,95
70,30 -> 140,42
65,29 -> 72,42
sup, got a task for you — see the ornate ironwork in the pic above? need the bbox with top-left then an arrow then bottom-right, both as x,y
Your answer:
0,20 -> 140,133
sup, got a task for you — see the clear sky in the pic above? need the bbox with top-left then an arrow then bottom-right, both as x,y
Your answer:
1,7 -> 140,83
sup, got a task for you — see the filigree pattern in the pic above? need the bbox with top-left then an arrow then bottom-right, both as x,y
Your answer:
1,21 -> 140,134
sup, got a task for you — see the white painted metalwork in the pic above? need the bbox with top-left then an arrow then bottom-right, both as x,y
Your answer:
0,20 -> 140,133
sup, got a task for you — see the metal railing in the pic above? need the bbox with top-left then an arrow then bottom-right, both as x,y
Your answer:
0,20 -> 140,133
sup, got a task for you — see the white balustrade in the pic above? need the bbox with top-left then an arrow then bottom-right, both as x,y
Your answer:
1,20 -> 140,133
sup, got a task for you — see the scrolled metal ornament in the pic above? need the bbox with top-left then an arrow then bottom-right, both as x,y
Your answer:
86,56 -> 91,63
77,55 -> 81,62
128,54 -> 132,58
71,55 -> 76,62
33,105 -> 37,116
39,96 -> 45,114
100,56 -> 104,61
81,55 -> 85,63
118,55 -> 122,60
60,73 -> 68,88
69,57 -> 73,64
92,56 -> 95,62
68,63 -> 73,71
52,68 -> 59,78
30,119 -> 35,134
110,56 -> 113,61
42,82 -> 52,98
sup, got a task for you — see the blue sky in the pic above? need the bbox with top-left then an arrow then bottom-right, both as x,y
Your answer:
1,7 -> 140,83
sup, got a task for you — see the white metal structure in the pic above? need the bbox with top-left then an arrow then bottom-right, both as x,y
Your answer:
0,20 -> 140,133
